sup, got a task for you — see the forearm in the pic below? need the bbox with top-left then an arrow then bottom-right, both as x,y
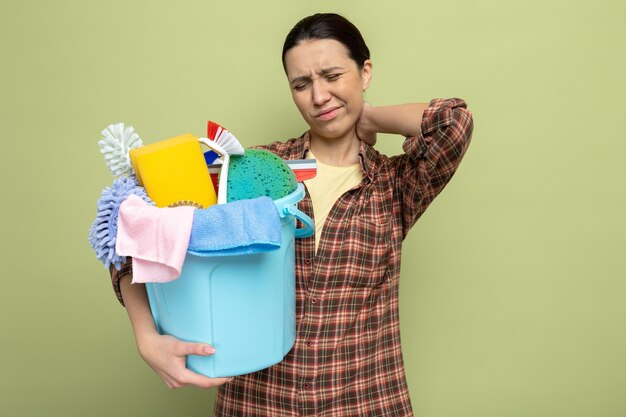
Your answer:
117,275 -> 230,388
363,103 -> 430,137
119,276 -> 158,348
395,98 -> 473,233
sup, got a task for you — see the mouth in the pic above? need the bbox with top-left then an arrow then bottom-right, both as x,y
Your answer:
314,107 -> 340,121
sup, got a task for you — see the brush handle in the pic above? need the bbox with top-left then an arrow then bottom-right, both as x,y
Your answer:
198,138 -> 229,204
216,154 -> 230,204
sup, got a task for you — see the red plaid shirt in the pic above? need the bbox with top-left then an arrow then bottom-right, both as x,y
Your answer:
213,98 -> 473,416
110,98 -> 473,416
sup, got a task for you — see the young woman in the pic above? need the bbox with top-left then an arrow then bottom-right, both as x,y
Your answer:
111,13 -> 473,416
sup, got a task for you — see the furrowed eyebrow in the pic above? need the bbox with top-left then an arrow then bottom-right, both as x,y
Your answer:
290,75 -> 310,86
319,66 -> 343,75
289,66 -> 345,86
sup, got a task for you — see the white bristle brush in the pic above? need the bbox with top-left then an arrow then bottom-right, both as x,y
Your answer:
200,121 -> 245,204
98,122 -> 143,177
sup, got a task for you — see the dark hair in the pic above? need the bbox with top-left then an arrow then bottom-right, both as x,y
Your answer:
282,13 -> 370,71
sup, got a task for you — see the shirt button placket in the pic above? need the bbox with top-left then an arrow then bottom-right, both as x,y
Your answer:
302,253 -> 322,414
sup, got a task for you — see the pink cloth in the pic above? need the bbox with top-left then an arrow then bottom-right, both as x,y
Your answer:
115,194 -> 195,283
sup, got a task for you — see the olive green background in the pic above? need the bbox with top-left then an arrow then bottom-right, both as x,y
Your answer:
1,0 -> 624,416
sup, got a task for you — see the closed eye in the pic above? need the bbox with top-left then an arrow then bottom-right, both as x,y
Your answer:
293,82 -> 309,91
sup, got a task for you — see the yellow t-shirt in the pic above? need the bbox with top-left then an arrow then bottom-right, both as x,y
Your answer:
303,151 -> 363,251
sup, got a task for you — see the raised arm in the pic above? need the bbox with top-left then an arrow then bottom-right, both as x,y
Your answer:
356,102 -> 430,144
357,98 -> 474,236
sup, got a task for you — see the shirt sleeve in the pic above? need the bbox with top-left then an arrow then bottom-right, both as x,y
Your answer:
394,98 -> 474,237
109,257 -> 133,306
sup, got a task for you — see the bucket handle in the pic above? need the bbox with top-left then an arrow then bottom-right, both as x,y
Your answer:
284,205 -> 314,239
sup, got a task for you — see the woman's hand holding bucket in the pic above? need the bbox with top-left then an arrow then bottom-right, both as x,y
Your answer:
120,275 -> 233,389
137,332 -> 233,389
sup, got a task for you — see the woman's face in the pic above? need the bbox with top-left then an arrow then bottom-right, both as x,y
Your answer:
284,38 -> 372,143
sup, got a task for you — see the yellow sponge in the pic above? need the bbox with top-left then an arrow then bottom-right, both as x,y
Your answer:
130,133 -> 217,208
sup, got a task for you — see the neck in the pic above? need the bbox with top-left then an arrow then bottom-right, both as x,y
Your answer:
309,130 -> 361,166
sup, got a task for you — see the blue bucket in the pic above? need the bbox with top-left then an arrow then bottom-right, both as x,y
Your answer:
145,184 -> 313,378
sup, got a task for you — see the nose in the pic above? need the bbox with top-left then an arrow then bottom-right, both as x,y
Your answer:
311,80 -> 331,106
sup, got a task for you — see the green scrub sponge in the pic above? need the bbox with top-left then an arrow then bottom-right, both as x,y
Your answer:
226,149 -> 297,202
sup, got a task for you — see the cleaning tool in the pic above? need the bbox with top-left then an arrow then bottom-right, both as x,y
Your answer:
145,184 -> 314,378
98,123 -> 143,177
204,150 -> 220,164
201,121 -> 245,204
90,121 -> 313,378
188,196 -> 281,257
89,176 -> 153,269
283,159 -> 317,182
115,194 -> 196,283
129,133 -> 217,208
208,158 -> 317,186
225,149 -> 297,202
